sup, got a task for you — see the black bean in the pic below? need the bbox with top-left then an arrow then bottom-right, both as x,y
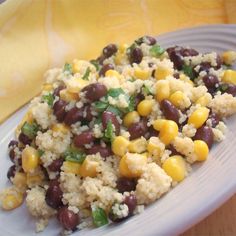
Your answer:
96,55 -> 106,65
48,158 -> 64,172
123,195 -> 137,215
160,99 -> 179,123
128,119 -> 148,140
57,206 -> 80,231
53,99 -> 67,122
53,85 -> 66,97
64,107 -> 83,125
173,73 -> 180,79
116,177 -> 136,193
85,145 -> 112,158
103,44 -> 118,58
168,50 -> 184,70
181,48 -> 199,57
18,132 -> 32,145
215,54 -> 222,69
99,64 -> 114,76
168,144 -> 182,156
74,131 -> 95,148
82,83 -> 107,101
129,47 -> 143,64
9,148 -> 16,163
7,165 -> 16,181
102,111 -> 120,135
135,36 -> 156,45
208,112 -> 220,128
193,126 -> 214,149
198,62 -> 212,74
45,180 -> 63,209
8,140 -> 18,148
202,74 -> 219,89
226,84 -> 236,96
145,126 -> 159,139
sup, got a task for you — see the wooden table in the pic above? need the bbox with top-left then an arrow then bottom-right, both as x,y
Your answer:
181,194 -> 236,236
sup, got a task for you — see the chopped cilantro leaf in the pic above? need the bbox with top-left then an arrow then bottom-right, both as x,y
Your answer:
182,64 -> 195,81
38,149 -> 45,157
149,45 -> 165,57
42,93 -> 54,107
107,88 -> 125,98
64,147 -> 86,164
92,207 -> 108,227
63,63 -> 73,74
104,121 -> 115,142
106,105 -> 123,117
21,122 -> 39,139
94,101 -> 109,112
82,67 -> 91,80
90,60 -> 100,71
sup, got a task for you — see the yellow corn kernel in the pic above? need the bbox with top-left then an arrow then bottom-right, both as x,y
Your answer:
51,123 -> 70,134
147,137 -> 163,157
155,80 -> 170,102
137,99 -> 155,117
162,155 -> 186,182
222,70 -> 236,85
60,89 -> 79,102
72,59 -> 91,74
188,107 -> 209,129
153,119 -> 167,131
0,187 -> 24,211
194,140 -> 209,161
15,109 -> 34,137
22,146 -> 39,173
119,153 -> 147,178
65,77 -> 89,93
159,120 -> 178,145
123,111 -> 140,128
80,159 -> 99,178
119,43 -> 128,53
134,68 -> 151,80
179,74 -> 194,86
114,52 -> 124,65
12,172 -> 27,190
62,161 -> 81,175
105,69 -> 121,79
222,51 -> 236,65
154,66 -> 173,80
26,173 -> 44,187
128,137 -> 147,153
112,136 -> 130,157
169,91 -> 184,108
42,83 -> 53,92
195,95 -> 211,107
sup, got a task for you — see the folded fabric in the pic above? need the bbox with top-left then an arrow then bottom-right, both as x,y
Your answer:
0,0 -> 235,123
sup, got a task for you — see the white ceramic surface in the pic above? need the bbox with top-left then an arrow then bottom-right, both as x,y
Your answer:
0,24 -> 236,236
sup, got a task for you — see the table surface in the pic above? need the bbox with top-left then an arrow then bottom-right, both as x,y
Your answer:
181,194 -> 236,236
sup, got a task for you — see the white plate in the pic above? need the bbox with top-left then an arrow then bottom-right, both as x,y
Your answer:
0,24 -> 236,236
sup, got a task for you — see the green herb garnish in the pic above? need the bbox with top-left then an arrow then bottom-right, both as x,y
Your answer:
92,207 -> 108,227
90,60 -> 100,71
64,147 -> 86,164
104,121 -> 115,142
107,88 -> 125,98
106,105 -> 123,117
182,64 -> 195,81
217,84 -> 229,93
94,101 -> 109,112
42,93 -> 54,107
63,63 -> 73,74
149,44 -> 165,57
81,67 -> 91,80
38,149 -> 45,157
21,122 -> 39,139
142,85 -> 153,95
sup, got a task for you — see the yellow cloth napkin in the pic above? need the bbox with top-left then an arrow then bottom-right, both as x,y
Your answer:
0,0 -> 235,123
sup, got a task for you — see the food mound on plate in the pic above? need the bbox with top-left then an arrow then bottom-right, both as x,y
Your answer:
1,35 -> 236,234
